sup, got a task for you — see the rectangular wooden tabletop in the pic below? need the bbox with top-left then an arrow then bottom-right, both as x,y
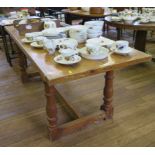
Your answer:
62,9 -> 109,17
5,26 -> 151,85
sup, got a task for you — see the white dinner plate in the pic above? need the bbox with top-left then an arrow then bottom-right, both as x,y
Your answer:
21,38 -> 33,43
78,47 -> 109,60
113,47 -> 132,56
54,55 -> 81,65
30,42 -> 43,48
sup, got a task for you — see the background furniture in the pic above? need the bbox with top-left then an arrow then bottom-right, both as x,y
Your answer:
62,8 -> 110,25
36,7 -> 65,21
104,16 -> 155,53
0,24 -> 18,66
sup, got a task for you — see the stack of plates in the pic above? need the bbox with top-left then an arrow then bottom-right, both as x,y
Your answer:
122,16 -> 138,24
84,21 -> 104,39
69,25 -> 88,43
111,16 -> 122,22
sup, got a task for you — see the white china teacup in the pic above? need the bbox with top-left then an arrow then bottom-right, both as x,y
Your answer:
42,28 -> 59,37
115,40 -> 129,51
35,36 -> 47,46
44,21 -> 56,29
86,43 -> 101,55
69,25 -> 88,43
44,40 -> 56,55
60,49 -> 77,61
58,39 -> 78,50
25,33 -> 36,42
9,11 -> 17,17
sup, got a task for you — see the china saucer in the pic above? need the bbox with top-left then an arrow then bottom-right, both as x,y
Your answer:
30,42 -> 43,48
54,55 -> 81,65
21,38 -> 33,43
113,47 -> 132,56
78,47 -> 109,60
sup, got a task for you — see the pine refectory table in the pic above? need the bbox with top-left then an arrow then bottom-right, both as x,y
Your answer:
5,25 -> 152,140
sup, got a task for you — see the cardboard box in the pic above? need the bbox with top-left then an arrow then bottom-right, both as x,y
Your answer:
13,17 -> 61,36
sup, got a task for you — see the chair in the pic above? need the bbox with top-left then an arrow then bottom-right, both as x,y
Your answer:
0,25 -> 18,66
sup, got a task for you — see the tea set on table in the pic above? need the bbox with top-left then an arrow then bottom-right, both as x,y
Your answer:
21,20 -> 132,65
109,8 -> 155,24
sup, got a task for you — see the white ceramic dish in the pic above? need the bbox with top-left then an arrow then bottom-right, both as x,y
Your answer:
18,19 -> 27,25
42,28 -> 59,37
54,55 -> 81,65
25,32 -> 43,40
44,21 -> 56,29
1,19 -> 14,25
150,18 -> 155,22
111,16 -> 122,21
87,32 -> 102,39
115,40 -> 129,50
78,47 -> 109,60
21,38 -> 33,43
122,16 -> 138,24
30,42 -> 43,48
113,47 -> 132,56
41,18 -> 53,22
86,37 -> 115,48
81,7 -> 90,12
86,25 -> 103,31
87,28 -> 102,34
59,49 -> 78,57
56,27 -> 69,33
139,19 -> 150,23
44,40 -> 56,55
54,38 -> 78,50
84,21 -> 104,27
69,25 -> 88,43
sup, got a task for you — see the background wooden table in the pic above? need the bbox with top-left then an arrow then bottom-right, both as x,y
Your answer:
62,9 -> 110,24
104,16 -> 155,52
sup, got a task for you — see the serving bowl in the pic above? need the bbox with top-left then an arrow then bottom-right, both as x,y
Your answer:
122,16 -> 138,24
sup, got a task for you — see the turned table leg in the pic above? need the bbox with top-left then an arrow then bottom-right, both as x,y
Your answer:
18,52 -> 28,83
117,28 -> 121,40
134,30 -> 147,52
64,13 -> 72,25
44,83 -> 62,140
100,71 -> 114,119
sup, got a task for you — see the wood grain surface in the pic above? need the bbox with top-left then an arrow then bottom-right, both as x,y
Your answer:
62,9 -> 109,18
0,48 -> 155,146
5,26 -> 151,85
